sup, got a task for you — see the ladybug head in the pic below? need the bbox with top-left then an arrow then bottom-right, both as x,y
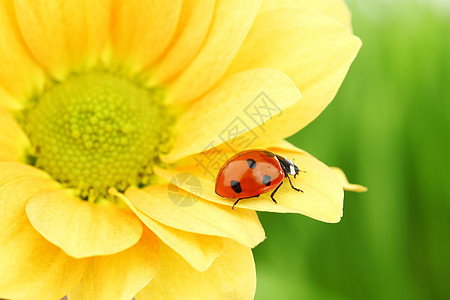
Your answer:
275,154 -> 300,177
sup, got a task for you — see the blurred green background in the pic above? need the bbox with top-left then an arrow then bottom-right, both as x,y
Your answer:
254,0 -> 450,299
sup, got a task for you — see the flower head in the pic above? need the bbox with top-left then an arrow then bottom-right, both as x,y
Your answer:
0,0 -> 362,299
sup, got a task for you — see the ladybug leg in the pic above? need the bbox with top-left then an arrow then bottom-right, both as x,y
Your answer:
232,199 -> 242,210
232,195 -> 260,210
287,175 -> 303,193
270,181 -> 283,204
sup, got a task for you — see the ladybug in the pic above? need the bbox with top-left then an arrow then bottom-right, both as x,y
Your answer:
215,149 -> 303,209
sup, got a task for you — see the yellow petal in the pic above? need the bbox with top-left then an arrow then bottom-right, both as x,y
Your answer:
68,229 -> 159,300
142,219 -> 224,272
110,0 -> 182,73
0,0 -> 45,101
136,239 -> 255,300
111,189 -> 224,272
0,86 -> 23,110
25,189 -> 143,258
0,108 -> 30,162
149,0 -> 215,84
164,68 -> 301,162
14,0 -> 111,80
330,166 -> 368,192
156,141 -> 344,223
167,0 -> 263,103
227,9 -> 361,147
124,185 -> 265,248
259,0 -> 352,31
0,162 -> 50,187
0,177 -> 88,300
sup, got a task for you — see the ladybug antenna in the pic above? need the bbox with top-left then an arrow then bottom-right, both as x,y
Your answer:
294,169 -> 306,178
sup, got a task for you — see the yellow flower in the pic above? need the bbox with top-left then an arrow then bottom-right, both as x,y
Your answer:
0,0 -> 363,299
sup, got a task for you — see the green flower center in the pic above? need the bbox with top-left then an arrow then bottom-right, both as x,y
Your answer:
24,71 -> 172,201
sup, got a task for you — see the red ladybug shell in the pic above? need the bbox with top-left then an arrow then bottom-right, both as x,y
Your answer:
215,150 -> 284,199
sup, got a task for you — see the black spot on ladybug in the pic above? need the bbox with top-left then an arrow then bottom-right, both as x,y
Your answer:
247,158 -> 256,169
262,175 -> 271,186
230,180 -> 242,194
263,150 -> 275,158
